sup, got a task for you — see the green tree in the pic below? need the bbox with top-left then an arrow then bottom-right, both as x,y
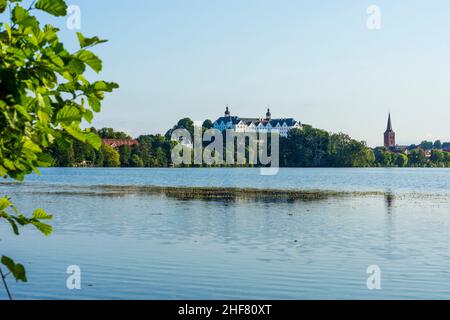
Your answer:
444,151 -> 450,167
73,140 -> 96,164
95,148 -> 105,167
409,149 -> 428,167
49,140 -> 74,167
374,148 -> 394,167
282,126 -> 330,167
119,145 -> 131,167
133,134 -> 172,167
101,144 -> 120,167
129,154 -> 144,167
329,134 -> 373,167
365,148 -> 376,166
165,117 -> 195,139
430,149 -> 445,166
394,153 -> 408,167
419,141 -> 433,151
202,119 -> 213,131
433,140 -> 442,150
0,0 -> 117,296
98,128 -> 131,140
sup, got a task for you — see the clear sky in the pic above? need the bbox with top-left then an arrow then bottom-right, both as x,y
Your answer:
37,1 -> 450,146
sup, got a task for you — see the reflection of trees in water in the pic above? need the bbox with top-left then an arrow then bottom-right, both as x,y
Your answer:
384,192 -> 395,215
383,191 -> 396,257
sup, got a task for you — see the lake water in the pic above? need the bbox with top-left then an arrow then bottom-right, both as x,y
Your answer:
1,168 -> 450,300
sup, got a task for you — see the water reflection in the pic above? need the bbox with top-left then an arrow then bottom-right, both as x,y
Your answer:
3,181 -> 450,300
385,192 -> 395,215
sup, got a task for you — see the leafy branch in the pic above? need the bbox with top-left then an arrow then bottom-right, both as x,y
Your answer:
0,197 -> 52,299
0,0 -> 117,298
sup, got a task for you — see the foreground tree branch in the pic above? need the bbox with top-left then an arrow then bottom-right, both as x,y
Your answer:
0,0 -> 117,298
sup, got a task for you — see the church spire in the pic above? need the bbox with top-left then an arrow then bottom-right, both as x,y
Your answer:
386,113 -> 393,132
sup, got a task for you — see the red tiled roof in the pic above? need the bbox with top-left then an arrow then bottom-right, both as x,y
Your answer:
102,139 -> 139,148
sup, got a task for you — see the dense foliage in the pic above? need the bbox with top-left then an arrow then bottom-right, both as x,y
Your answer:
49,127 -> 174,167
374,146 -> 450,168
0,0 -> 117,297
280,126 -> 375,167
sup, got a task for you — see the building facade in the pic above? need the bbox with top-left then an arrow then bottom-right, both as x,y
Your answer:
384,113 -> 396,148
213,106 -> 302,138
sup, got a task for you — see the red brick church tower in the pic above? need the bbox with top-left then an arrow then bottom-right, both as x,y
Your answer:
384,113 -> 396,148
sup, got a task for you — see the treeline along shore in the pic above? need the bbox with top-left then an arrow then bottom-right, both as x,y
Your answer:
48,118 -> 450,168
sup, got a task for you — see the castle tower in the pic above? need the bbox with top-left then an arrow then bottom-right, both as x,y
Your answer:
225,105 -> 231,118
384,113 -> 396,148
266,107 -> 272,121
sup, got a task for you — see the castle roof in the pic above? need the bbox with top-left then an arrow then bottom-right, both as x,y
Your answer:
215,116 -> 240,125
214,117 -> 300,127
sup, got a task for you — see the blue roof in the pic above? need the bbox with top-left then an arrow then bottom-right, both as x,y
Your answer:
214,116 -> 300,127
214,116 -> 240,125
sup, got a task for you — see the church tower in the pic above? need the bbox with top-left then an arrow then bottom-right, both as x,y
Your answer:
384,113 -> 396,148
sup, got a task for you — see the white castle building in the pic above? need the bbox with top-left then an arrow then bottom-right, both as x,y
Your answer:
213,106 -> 302,137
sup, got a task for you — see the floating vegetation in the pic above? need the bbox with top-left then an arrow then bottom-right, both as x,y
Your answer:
85,185 -> 385,202
3,182 -> 449,203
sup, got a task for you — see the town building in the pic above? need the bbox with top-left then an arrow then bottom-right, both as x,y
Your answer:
213,106 -> 302,137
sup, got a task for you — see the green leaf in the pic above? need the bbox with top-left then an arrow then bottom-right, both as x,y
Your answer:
87,95 -> 101,112
1,256 -> 15,273
0,165 -> 6,177
22,139 -> 42,153
56,105 -> 82,123
67,58 -> 86,74
84,109 -> 94,123
35,0 -> 68,17
12,5 -> 38,27
3,158 -> 15,170
92,81 -> 119,99
5,22 -> 11,41
77,32 -> 108,48
7,218 -> 20,235
31,221 -> 53,236
0,197 -> 11,211
1,256 -> 27,282
43,50 -> 65,68
15,105 -> 32,120
85,132 -> 102,150
43,24 -> 59,43
75,50 -> 102,73
0,0 -> 7,14
12,5 -> 29,24
64,125 -> 86,142
37,153 -> 54,167
33,208 -> 53,220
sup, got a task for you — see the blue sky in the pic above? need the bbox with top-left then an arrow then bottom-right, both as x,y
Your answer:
16,1 -> 450,146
